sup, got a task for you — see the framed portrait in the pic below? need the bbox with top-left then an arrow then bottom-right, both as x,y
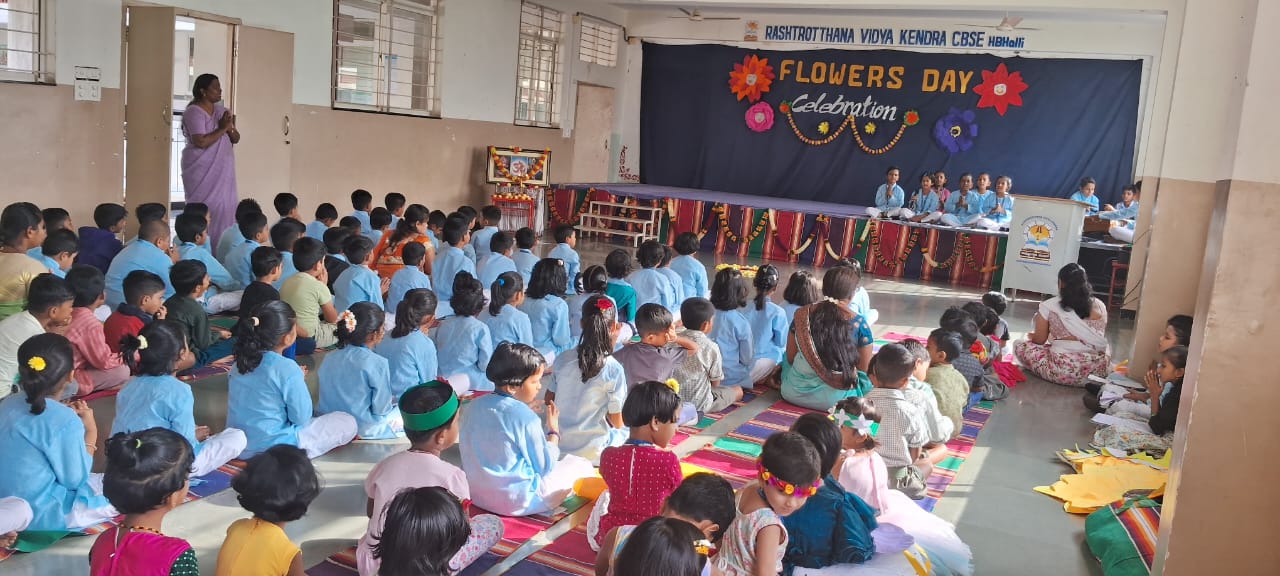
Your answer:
487,146 -> 551,186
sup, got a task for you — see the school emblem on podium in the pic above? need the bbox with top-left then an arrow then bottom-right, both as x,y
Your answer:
1017,216 -> 1057,265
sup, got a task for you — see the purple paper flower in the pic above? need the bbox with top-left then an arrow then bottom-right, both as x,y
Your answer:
933,107 -> 979,155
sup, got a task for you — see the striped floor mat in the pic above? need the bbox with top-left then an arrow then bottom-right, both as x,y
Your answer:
670,387 -> 760,447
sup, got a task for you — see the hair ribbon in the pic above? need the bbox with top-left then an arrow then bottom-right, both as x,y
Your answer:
399,381 -> 460,432
758,462 -> 820,497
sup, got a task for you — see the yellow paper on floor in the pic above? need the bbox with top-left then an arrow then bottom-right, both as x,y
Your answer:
1035,456 -> 1168,514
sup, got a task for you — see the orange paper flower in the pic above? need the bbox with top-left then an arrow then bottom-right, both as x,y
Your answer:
729,55 -> 775,103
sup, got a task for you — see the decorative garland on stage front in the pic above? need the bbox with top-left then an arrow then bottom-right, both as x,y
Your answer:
549,188 -> 594,225
788,215 -> 831,256
715,205 -> 773,244
921,234 -> 1001,273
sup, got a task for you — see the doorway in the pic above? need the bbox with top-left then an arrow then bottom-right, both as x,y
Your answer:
570,84 -> 615,183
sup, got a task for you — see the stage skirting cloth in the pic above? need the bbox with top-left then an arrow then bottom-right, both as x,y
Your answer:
550,184 -> 1007,290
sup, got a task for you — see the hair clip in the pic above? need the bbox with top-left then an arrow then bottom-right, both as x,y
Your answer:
693,539 -> 714,556
250,316 -> 261,327
594,298 -> 615,312
136,335 -> 149,351
758,463 -> 820,497
497,277 -> 506,286
823,296 -> 842,305
665,378 -> 680,394
26,356 -> 46,372
828,407 -> 876,435
135,438 -> 143,449
339,310 -> 358,332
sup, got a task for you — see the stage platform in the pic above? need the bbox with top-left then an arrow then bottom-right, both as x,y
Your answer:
550,183 -> 1009,290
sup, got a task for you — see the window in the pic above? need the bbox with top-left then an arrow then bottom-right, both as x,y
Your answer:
515,1 -> 563,128
578,16 -> 619,67
0,0 -> 51,83
333,0 -> 440,116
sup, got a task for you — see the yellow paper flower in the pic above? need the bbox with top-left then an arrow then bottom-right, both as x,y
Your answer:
817,121 -> 830,135
27,356 -> 46,372
864,122 -> 877,135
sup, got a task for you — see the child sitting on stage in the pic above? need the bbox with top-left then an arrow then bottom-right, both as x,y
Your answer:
910,172 -> 942,223
218,445 -> 321,575
437,273 -> 495,393
938,173 -> 975,227
545,295 -> 628,463
375,289 -> 440,398
974,175 -> 1015,231
1070,177 -> 1101,215
1100,184 -> 1141,242
522,258 -> 574,362
866,166 -> 910,219
781,270 -> 820,325
595,472 -> 738,576
604,249 -> 639,323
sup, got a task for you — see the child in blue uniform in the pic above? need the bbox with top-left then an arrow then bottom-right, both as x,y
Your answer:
112,320 -> 247,476
670,232 -> 710,300
223,211 -> 269,291
547,224 -> 580,295
460,342 -> 595,516
658,245 -> 686,306
938,173 -> 975,227
975,175 -> 1016,231
318,302 -> 401,439
911,172 -> 942,223
105,219 -> 176,309
228,300 -> 357,458
709,267 -> 754,388
334,235 -> 387,313
513,227 -> 541,285
471,206 -> 503,263
269,218 -> 305,288
865,166 -> 909,219
386,241 -> 432,314
521,258 -> 573,362
432,216 -> 476,318
962,173 -> 993,226
747,265 -> 787,386
483,272 -> 534,348
376,289 -> 440,398
351,189 -> 374,234
307,203 -> 338,241
781,270 -> 820,325
0,333 -> 116,530
436,273 -> 494,393
1070,177 -> 1101,214
478,231 -> 518,289
544,294 -> 628,463
629,240 -> 678,313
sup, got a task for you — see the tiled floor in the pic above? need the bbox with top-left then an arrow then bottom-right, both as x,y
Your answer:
4,239 -> 1129,575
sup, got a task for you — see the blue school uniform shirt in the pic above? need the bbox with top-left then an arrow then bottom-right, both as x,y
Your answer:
306,220 -> 329,241
463,242 -> 477,264
1070,191 -> 1101,214
711,308 -> 754,387
111,374 -> 204,456
483,303 -> 534,348
547,243 -> 580,295
105,240 -> 175,309
364,229 -> 384,247
386,266 -> 431,313
748,301 -> 787,363
275,251 -> 299,289
520,295 -> 572,358
629,268 -> 677,311
669,254 -> 709,300
334,264 -> 383,312
513,249 -> 540,285
782,302 -> 803,325
545,351 -> 628,463
180,241 -> 241,291
471,226 -> 500,262
1101,200 -> 1140,221
479,253 -> 518,289
966,190 -> 992,220
228,351 -> 313,457
215,224 -> 245,263
874,184 -> 905,211
659,268 -> 685,306
432,245 -> 477,317
982,194 -> 1015,225
436,315 -> 494,391
0,395 -> 112,531
224,238 -> 261,290
911,190 -> 940,215
353,210 -> 372,234
318,345 -> 398,439
374,329 -> 439,398
943,189 -> 967,215
850,287 -> 872,320
460,392 -> 562,516
425,229 -> 441,252
36,254 -> 65,277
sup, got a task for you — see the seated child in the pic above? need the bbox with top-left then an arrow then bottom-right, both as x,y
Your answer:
436,273 -> 494,393
782,413 -> 879,573
460,342 -> 596,516
426,210 -> 446,252
386,241 -> 432,314
307,202 -> 338,241
216,199 -> 263,263
104,270 -> 168,355
1093,345 -> 1188,455
779,267 -> 874,412
568,266 -> 610,339
113,320 -> 247,476
938,173 -> 975,227
863,344 -> 932,499
674,297 -> 742,415
613,303 -> 697,389
37,228 -> 77,278
781,270 -> 820,325
76,203 -> 127,273
385,192 -> 406,228
369,487 -> 484,576
709,268 -> 754,388
64,266 -> 130,396
746,264 -> 787,385
629,240 -> 678,312
237,246 -> 284,333
175,212 -> 242,314
522,258 -> 573,362
973,176 -> 1015,231
1070,177 -> 1101,215
513,227 -> 540,284
318,303 -> 401,440
981,291 -> 1010,343
956,303 -> 1010,402
909,172 -> 942,223
670,231 -> 709,300
471,205 -> 502,263
939,308 -> 987,406
1087,314 -> 1192,414
544,295 -> 628,464
269,218 -> 306,288
604,249 -> 638,323
281,237 -> 339,354
865,166 -> 909,219
105,219 -> 175,309
483,272 -> 533,349
351,188 -> 374,234
611,517 -> 709,576
834,397 -> 973,575
0,274 -> 74,390
217,445 -> 321,576
837,259 -> 878,326
926,329 -> 971,437
89,429 -> 197,573
323,226 -> 353,293
659,245 -> 686,305
339,215 -> 363,237
273,192 -> 301,222
357,382 -> 504,575
588,380 -> 684,549
334,235 -> 389,312
595,472 -> 737,576
478,231 -> 517,289
0,333 -> 116,530
456,209 -> 479,264
375,289 -> 440,399
223,211 -> 269,290
228,300 -> 358,458
432,216 -> 477,317
900,339 -> 956,463
367,207 -> 392,246
165,260 -> 235,367
715,432 -> 821,576
547,224 -> 580,295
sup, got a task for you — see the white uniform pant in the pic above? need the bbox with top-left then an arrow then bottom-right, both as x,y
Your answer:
972,218 -> 1005,231
0,497 -> 33,534
749,358 -> 778,384
298,412 -> 358,459
1110,225 -> 1135,243
938,214 -> 965,227
865,207 -> 914,220
920,211 -> 944,223
66,474 -> 118,530
192,428 -> 249,477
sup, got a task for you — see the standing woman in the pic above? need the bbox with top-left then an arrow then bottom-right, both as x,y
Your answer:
182,74 -> 240,247
0,203 -> 49,322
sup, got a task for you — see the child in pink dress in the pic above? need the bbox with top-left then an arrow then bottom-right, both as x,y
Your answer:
357,381 -> 502,576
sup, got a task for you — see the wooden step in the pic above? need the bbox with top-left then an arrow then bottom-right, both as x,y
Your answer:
580,213 -> 654,225
589,200 -> 663,212
574,224 -> 652,237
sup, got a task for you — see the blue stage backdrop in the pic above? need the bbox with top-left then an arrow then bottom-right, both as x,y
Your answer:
640,42 -> 1141,206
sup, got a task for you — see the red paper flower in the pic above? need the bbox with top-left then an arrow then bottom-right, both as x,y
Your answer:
973,63 -> 1028,116
729,55 -> 775,103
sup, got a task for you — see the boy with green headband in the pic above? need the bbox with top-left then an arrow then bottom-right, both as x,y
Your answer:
356,381 -> 503,575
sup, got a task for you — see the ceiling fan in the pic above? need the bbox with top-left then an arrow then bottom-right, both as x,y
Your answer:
668,8 -> 740,22
960,14 -> 1041,32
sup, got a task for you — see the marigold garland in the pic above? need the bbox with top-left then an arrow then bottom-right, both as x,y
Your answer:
777,108 -> 918,155
788,214 -> 830,256
549,188 -> 593,225
717,205 -> 771,244
490,147 -> 551,185
716,263 -> 760,278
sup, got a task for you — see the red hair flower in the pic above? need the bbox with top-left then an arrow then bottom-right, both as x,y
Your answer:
594,298 -> 615,312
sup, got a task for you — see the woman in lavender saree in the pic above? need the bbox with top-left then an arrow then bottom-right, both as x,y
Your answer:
181,74 -> 240,247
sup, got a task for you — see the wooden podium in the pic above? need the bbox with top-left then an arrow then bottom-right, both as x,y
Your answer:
1001,196 -> 1091,296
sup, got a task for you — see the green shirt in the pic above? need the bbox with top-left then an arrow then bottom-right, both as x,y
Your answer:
164,295 -> 217,353
281,272 -> 332,338
925,364 -> 970,437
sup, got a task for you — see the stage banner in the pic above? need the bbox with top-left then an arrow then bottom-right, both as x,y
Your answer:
640,42 -> 1141,206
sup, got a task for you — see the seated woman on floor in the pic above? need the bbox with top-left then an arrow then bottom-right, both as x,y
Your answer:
1014,264 -> 1111,387
781,266 -> 874,411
